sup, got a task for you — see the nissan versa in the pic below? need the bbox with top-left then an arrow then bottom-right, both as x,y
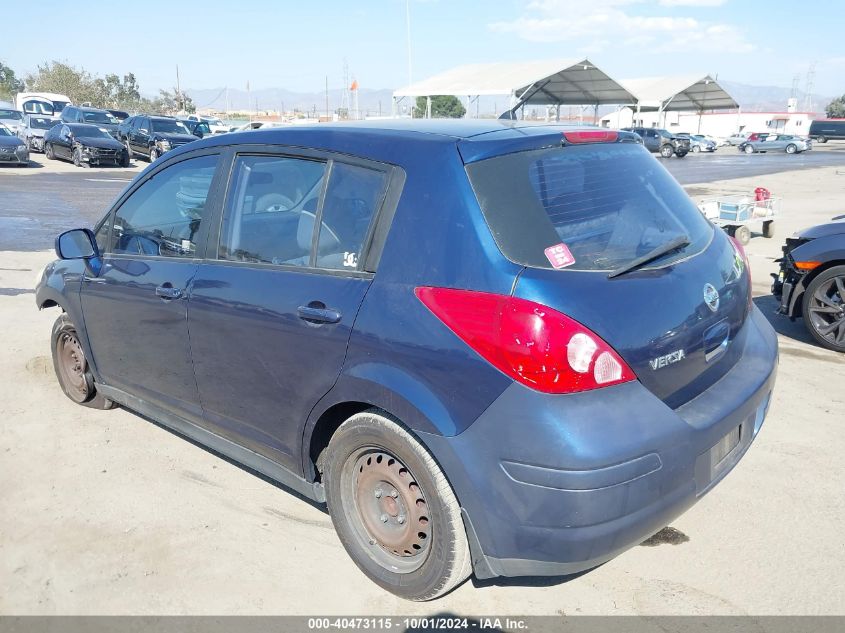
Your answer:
35,121 -> 778,601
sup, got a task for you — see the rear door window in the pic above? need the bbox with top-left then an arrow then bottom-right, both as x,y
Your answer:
466,143 -> 713,272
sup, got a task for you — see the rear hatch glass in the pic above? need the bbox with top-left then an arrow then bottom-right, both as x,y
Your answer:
466,142 -> 750,406
465,142 -> 712,272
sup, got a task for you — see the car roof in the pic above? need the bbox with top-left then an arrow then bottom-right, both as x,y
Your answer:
165,119 -> 638,165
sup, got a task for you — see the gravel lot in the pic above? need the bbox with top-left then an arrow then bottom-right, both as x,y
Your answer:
0,160 -> 844,616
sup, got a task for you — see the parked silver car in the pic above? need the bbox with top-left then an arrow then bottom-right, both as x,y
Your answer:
726,132 -> 750,146
684,134 -> 717,152
738,134 -> 811,154
0,104 -> 24,135
18,115 -> 59,152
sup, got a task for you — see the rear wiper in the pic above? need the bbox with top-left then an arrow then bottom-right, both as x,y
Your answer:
607,235 -> 690,279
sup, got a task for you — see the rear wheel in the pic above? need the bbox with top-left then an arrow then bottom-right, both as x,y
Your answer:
659,144 -> 674,158
734,225 -> 751,245
786,144 -> 797,154
762,220 -> 776,239
802,265 -> 845,352
51,314 -> 115,409
324,409 -> 471,601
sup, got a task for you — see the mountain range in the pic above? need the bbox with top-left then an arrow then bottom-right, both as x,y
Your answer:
183,80 -> 834,117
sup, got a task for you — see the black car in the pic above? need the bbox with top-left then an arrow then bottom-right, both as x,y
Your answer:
622,127 -> 690,158
61,105 -> 120,138
107,109 -> 130,122
178,118 -> 212,138
44,123 -> 130,167
0,124 -> 29,165
808,119 -> 845,143
118,115 -> 197,162
772,216 -> 845,352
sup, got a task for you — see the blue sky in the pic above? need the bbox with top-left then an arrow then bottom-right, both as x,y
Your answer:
6,0 -> 844,96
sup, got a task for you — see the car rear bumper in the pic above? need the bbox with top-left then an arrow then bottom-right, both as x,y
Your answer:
421,306 -> 778,579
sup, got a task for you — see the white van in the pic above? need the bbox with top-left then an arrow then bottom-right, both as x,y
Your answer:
14,92 -> 72,117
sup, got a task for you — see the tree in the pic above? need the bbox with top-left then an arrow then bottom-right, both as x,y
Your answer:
413,95 -> 466,118
826,95 -> 845,119
0,61 -> 24,101
24,61 -> 98,105
151,88 -> 195,115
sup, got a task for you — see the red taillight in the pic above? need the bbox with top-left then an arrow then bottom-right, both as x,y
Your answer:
415,287 -> 636,394
562,130 -> 618,144
729,236 -> 753,306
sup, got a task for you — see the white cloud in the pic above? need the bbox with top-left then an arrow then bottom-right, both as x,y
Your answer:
659,0 -> 727,6
488,0 -> 752,53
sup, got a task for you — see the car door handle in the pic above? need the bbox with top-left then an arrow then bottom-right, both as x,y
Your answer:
155,285 -> 182,300
297,304 -> 342,324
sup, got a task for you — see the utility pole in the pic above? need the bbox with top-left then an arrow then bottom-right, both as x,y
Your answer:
325,75 -> 329,119
176,65 -> 182,112
406,0 -> 413,86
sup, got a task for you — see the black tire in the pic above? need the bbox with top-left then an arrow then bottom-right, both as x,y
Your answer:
51,314 -> 115,409
324,409 -> 471,601
744,144 -> 755,154
45,143 -> 55,160
802,265 -> 845,352
762,220 -> 775,239
120,151 -> 130,168
817,136 -> 827,144
692,145 -> 700,153
735,225 -> 751,245
149,147 -> 159,162
785,144 -> 797,154
675,150 -> 688,158
659,144 -> 674,158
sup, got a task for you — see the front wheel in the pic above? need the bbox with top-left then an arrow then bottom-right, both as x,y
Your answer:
692,145 -> 700,153
802,265 -> 845,352
763,220 -> 776,239
51,314 -> 115,409
817,136 -> 827,144
675,150 -> 688,158
72,147 -> 88,168
659,144 -> 674,158
324,410 -> 471,601
744,144 -> 755,154
786,144 -> 797,154
45,143 -> 55,160
149,147 -> 159,162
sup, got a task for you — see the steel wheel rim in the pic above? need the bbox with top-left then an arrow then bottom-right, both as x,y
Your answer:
808,275 -> 845,346
57,331 -> 90,402
341,448 -> 431,573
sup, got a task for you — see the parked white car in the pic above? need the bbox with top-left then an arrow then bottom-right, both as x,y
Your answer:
187,115 -> 229,134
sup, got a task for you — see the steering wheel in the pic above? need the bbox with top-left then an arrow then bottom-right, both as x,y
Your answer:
255,193 -> 295,213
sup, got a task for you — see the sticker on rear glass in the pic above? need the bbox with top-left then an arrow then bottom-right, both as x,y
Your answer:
544,243 -> 575,269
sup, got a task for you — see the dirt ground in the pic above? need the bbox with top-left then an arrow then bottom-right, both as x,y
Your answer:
0,166 -> 844,615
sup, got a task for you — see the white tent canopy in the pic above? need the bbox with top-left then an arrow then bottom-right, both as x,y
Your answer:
393,59 -> 637,109
621,75 -> 738,112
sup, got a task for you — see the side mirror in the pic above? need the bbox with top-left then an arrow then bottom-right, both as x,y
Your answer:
56,228 -> 98,260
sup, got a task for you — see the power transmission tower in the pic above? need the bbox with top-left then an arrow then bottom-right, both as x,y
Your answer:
803,62 -> 816,113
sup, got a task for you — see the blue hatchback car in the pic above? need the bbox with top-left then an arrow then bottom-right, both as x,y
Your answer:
36,120 -> 778,600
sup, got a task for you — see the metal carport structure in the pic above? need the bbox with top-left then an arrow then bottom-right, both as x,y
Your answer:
620,75 -> 739,128
392,59 -> 637,119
